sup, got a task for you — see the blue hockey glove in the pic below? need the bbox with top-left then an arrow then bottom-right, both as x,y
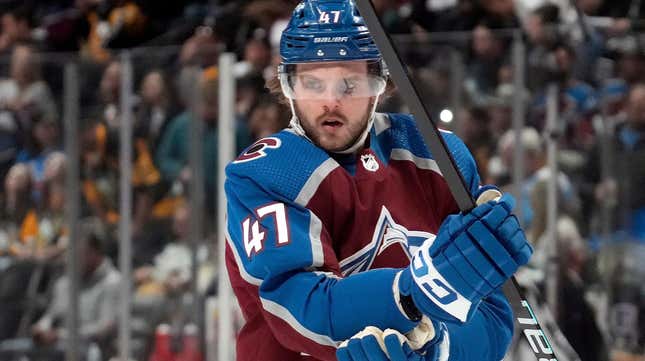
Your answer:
336,317 -> 448,361
396,193 -> 533,324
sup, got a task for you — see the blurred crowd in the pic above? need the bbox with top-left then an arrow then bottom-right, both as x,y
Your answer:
0,0 -> 642,360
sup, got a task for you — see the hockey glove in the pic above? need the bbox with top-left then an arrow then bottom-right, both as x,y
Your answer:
336,317 -> 448,361
396,193 -> 533,324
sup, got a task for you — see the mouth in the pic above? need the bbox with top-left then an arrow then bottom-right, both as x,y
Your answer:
321,119 -> 344,129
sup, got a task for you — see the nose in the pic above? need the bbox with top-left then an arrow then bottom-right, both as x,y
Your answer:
318,87 -> 343,109
319,99 -> 342,116
319,86 -> 343,102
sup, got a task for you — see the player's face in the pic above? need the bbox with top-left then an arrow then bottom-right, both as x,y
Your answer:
292,61 -> 375,152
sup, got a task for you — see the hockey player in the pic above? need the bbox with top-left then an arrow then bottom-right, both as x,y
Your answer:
224,1 -> 533,360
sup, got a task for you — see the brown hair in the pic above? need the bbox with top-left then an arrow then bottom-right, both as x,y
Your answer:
266,76 -> 288,105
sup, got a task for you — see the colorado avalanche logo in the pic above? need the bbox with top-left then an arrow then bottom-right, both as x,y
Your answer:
339,206 -> 436,276
233,137 -> 281,163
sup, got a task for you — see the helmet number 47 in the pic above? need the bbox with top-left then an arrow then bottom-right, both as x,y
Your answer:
319,11 -> 341,23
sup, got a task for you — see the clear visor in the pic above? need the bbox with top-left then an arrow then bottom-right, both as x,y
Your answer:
279,62 -> 387,100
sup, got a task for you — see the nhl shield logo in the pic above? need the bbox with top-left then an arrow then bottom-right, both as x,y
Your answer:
360,154 -> 379,172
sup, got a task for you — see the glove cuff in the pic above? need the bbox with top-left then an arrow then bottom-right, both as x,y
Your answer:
394,270 -> 422,322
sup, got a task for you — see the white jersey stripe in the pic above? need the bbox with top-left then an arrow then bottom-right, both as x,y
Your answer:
390,148 -> 443,176
261,297 -> 339,347
373,112 -> 391,135
309,212 -> 325,268
295,158 -> 339,207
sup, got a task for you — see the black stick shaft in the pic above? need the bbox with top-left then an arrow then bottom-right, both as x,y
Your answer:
354,1 -> 559,360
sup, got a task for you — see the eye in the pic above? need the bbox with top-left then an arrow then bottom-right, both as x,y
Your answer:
301,76 -> 324,92
340,78 -> 357,95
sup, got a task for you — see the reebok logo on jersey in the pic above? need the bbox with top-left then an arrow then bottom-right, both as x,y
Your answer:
313,36 -> 348,43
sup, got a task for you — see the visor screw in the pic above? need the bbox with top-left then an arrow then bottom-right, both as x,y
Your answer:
317,49 -> 325,56
339,49 -> 347,56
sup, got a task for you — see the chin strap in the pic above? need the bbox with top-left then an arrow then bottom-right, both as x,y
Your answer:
287,95 -> 380,155
287,98 -> 311,141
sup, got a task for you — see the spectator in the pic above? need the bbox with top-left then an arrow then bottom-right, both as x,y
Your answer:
0,109 -> 21,181
0,163 -> 34,341
0,154 -> 67,342
486,85 -> 515,140
493,127 -> 581,244
133,69 -> 182,222
598,78 -> 630,119
2,163 -> 32,228
615,46 -> 645,86
553,217 -> 609,361
0,6 -> 34,54
0,44 -> 58,125
524,4 -> 562,92
80,120 -> 119,227
80,0 -> 148,63
457,106 -> 495,182
247,95 -> 290,140
132,203 -> 212,359
554,41 -> 598,112
178,26 -> 220,70
9,152 -> 68,261
234,37 -> 272,79
136,69 -> 179,155
583,83 -> 645,241
597,242 -> 645,360
134,203 -> 208,298
236,73 -> 267,123
0,218 -> 121,361
98,60 -> 124,132
14,113 -> 61,209
155,71 -> 250,214
464,22 -> 508,103
529,42 -> 598,150
95,60 -> 167,240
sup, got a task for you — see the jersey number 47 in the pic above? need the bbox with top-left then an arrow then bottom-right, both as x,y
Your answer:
242,202 -> 291,259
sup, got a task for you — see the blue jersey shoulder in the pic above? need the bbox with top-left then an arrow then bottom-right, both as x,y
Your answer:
225,130 -> 334,203
376,112 -> 480,194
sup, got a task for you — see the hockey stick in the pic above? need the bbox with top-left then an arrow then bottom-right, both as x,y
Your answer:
354,1 -> 558,360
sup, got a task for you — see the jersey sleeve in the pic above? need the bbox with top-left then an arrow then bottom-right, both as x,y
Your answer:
441,131 -> 481,197
225,169 -> 417,360
438,288 -> 513,361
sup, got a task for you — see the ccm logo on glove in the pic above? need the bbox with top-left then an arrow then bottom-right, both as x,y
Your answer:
411,253 -> 457,305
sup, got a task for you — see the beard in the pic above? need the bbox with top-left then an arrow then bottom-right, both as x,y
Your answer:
293,99 -> 374,153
